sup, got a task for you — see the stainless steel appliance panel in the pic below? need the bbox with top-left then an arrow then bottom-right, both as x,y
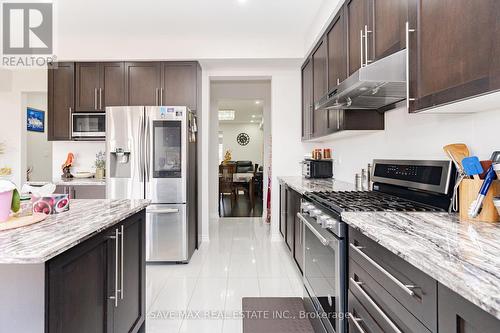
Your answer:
106,106 -> 145,200
72,113 -> 106,139
299,210 -> 346,333
145,106 -> 188,203
146,204 -> 187,262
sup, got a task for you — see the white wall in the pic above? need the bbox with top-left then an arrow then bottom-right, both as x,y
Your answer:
319,103 -> 500,183
51,142 -> 106,180
26,93 -> 51,182
0,69 -> 47,187
219,123 -> 264,166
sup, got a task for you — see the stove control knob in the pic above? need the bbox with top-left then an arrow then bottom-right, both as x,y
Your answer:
301,202 -> 314,213
318,215 -> 329,225
324,218 -> 337,228
309,209 -> 322,218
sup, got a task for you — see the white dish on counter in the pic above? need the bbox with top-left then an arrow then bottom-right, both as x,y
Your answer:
73,172 -> 95,179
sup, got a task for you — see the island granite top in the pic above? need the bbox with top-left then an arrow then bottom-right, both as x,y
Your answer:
0,199 -> 150,264
342,211 -> 500,321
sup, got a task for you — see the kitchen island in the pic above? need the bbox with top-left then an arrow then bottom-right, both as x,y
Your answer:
0,199 -> 149,333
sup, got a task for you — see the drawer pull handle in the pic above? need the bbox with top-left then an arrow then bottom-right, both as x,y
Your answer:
350,243 -> 417,297
350,277 -> 402,333
348,313 -> 366,333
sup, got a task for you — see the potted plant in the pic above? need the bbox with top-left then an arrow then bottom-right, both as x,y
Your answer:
0,180 -> 20,222
94,151 -> 106,179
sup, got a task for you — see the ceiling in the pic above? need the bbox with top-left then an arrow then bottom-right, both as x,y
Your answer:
55,0 -> 327,59
218,99 -> 264,124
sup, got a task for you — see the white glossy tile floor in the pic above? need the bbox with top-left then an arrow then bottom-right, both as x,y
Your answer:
146,217 -> 304,333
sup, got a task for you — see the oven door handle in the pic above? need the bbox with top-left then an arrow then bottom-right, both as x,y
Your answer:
297,212 -> 329,246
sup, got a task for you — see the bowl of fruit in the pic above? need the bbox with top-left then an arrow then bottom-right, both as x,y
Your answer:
33,194 -> 70,215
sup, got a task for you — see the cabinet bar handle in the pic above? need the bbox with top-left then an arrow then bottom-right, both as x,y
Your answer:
155,88 -> 159,106
348,313 -> 366,333
160,88 -> 164,106
99,88 -> 103,110
364,25 -> 372,66
120,225 -> 124,300
298,213 -> 329,246
406,21 -> 416,111
360,30 -> 365,68
350,243 -> 417,296
350,277 -> 402,333
94,88 -> 98,110
69,107 -> 73,140
109,229 -> 120,307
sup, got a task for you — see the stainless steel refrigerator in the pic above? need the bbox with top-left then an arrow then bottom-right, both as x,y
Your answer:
106,106 -> 198,263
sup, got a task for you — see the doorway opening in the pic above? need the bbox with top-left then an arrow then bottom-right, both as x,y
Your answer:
211,80 -> 271,218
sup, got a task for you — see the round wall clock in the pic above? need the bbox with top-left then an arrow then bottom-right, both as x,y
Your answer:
236,133 -> 250,146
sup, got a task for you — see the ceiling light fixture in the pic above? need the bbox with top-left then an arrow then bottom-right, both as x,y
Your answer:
252,115 -> 256,118
218,110 -> 235,121
255,100 -> 261,105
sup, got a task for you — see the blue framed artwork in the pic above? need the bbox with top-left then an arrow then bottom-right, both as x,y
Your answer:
27,108 -> 45,132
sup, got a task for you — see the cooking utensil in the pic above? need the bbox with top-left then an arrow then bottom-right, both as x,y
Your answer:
480,160 -> 493,179
462,157 -> 483,180
490,151 -> 500,164
443,143 -> 470,173
468,166 -> 497,218
444,144 -> 470,212
494,197 -> 500,217
494,163 -> 500,180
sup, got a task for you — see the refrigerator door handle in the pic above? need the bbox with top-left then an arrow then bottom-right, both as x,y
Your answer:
146,208 -> 180,214
145,114 -> 151,182
137,112 -> 144,183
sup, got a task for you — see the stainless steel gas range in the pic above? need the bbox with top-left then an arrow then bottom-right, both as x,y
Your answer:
298,159 -> 455,333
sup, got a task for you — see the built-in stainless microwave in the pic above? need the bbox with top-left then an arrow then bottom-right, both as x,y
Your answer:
72,113 -> 106,139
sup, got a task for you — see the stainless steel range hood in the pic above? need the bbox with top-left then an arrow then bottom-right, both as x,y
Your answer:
317,49 -> 407,111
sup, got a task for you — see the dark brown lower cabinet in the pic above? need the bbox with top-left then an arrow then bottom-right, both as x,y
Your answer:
46,211 -> 145,333
348,225 -> 500,333
438,283 -> 500,333
55,185 -> 106,199
279,184 -> 287,239
286,187 -> 300,254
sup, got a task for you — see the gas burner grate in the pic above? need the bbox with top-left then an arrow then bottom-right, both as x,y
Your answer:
307,191 -> 443,213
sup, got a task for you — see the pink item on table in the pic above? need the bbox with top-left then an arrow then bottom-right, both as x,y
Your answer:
0,190 -> 13,222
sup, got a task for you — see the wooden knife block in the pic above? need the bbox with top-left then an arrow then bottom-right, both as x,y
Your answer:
459,179 -> 500,222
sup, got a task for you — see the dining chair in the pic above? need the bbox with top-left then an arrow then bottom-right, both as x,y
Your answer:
219,163 -> 237,216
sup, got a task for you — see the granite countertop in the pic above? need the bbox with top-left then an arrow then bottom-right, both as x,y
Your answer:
0,199 -> 149,264
27,178 -> 106,186
53,178 -> 106,186
278,176 -> 355,194
342,211 -> 500,321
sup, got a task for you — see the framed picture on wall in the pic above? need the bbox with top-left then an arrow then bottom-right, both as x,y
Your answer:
27,108 -> 45,132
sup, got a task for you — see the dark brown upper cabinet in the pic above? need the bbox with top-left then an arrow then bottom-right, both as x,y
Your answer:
161,62 -> 199,110
48,62 -> 74,141
312,39 -> 328,104
346,0 -> 369,76
101,62 -> 126,109
327,8 -> 348,91
75,63 -> 100,112
301,59 -> 313,141
76,62 -> 125,112
370,0 -> 408,62
408,0 -> 500,113
312,39 -> 329,137
125,62 -> 162,106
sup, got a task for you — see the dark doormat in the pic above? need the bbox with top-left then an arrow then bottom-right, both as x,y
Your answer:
242,297 -> 315,333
